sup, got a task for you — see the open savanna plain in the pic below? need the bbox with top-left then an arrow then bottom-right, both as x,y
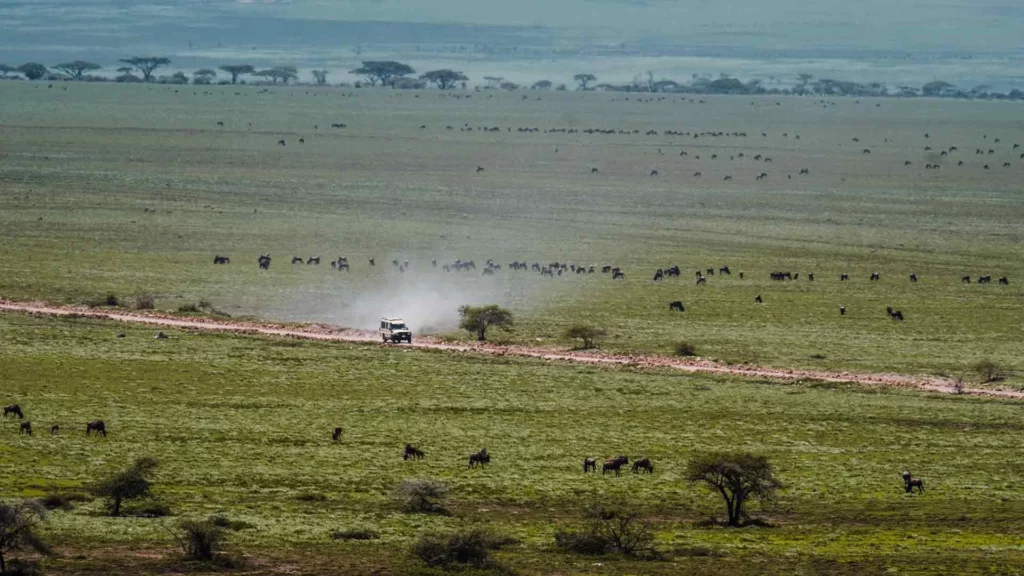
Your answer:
1,83 -> 1023,574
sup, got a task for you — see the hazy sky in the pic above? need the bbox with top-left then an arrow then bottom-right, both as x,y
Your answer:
2,0 -> 1022,87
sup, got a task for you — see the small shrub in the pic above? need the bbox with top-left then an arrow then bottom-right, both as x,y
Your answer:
412,528 -> 506,570
295,492 -> 327,502
39,492 -> 72,511
172,520 -> 226,562
973,359 -> 1005,383
565,325 -> 608,350
207,515 -> 254,531
134,294 -> 155,310
330,528 -> 380,541
395,479 -> 449,514
3,558 -> 44,576
555,505 -> 656,558
554,527 -> 610,555
674,341 -> 697,357
104,294 -> 120,307
177,303 -> 200,313
131,501 -> 172,518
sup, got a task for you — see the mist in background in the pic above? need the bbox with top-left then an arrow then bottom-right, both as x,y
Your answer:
2,0 -> 1023,89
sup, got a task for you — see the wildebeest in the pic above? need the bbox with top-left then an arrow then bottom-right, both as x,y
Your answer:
999,277 -> 1009,285
696,276 -> 706,286
368,257 -> 375,267
591,167 -> 600,174
258,253 -> 272,270
910,273 -> 917,283
613,270 -> 625,280
902,471 -> 924,494
50,425 -> 59,435
469,448 -> 490,468
841,273 -> 849,281
602,455 -> 629,476
292,256 -> 303,264
332,427 -> 343,441
403,444 -> 425,460
86,420 -> 106,436
213,255 -> 231,264
277,139 -> 286,146
887,307 -> 904,321
650,170 -> 659,176
3,404 -> 23,419
307,256 -> 320,265
669,301 -> 684,312
870,272 -> 881,281
755,295 -> 763,304
476,166 -> 485,173
583,457 -> 598,473
961,275 -> 970,284
978,275 -> 992,284
631,458 -> 654,474
840,305 -> 846,316
20,421 -> 32,436
719,266 -> 731,275
653,269 -> 664,281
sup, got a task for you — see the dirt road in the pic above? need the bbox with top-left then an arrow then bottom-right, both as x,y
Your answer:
2,300 -> 1019,399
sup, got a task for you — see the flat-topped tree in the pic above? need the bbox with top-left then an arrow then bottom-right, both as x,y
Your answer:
54,60 -> 101,79
350,61 -> 414,87
420,69 -> 468,90
120,57 -> 170,82
458,305 -> 514,342
219,64 -> 253,84
574,73 -> 597,90
17,63 -> 48,80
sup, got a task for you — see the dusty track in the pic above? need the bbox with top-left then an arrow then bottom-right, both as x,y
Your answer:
2,300 -> 1020,399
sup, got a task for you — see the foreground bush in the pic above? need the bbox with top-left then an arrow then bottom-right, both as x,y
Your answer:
412,528 -> 510,570
394,479 -> 449,514
172,520 -> 227,561
134,294 -> 155,310
0,500 -> 50,574
554,504 -> 655,557
674,341 -> 698,357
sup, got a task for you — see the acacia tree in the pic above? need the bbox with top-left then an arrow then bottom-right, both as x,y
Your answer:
531,79 -> 553,90
193,68 -> 217,84
311,69 -> 329,85
54,60 -> 101,79
219,64 -> 253,84
350,61 -> 414,87
565,325 -> 607,350
574,73 -> 597,90
120,57 -> 171,82
0,500 -> 50,573
420,69 -> 468,90
92,456 -> 159,516
458,305 -> 514,341
18,63 -> 48,80
687,453 -> 782,526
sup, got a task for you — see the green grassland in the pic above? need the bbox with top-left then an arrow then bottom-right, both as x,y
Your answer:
1,312 -> 1022,574
1,83 -> 1022,388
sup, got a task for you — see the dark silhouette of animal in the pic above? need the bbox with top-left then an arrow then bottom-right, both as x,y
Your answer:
403,444 -> 425,460
650,170 -> 659,176
962,275 -> 970,283
887,307 -> 904,321
910,273 -> 917,283
613,271 -> 625,280
696,276 -> 706,286
307,256 -> 320,265
602,455 -> 629,476
632,458 -> 654,474
978,275 -> 992,284
591,168 -> 599,174
583,457 -> 598,473
902,471 -> 924,494
86,421 -> 107,437
20,422 -> 32,436
299,138 -> 305,144
292,256 -> 303,264
653,269 -> 664,281
330,123 -> 347,128
155,332 -> 168,340
369,258 -> 375,266
278,139 -> 286,146
841,273 -> 849,281
999,277 -> 1009,285
213,255 -> 231,264
755,295 -> 763,304
719,266 -> 731,275
871,272 -> 881,281
476,166 -> 485,173
669,301 -> 684,312
50,425 -> 59,435
258,253 -> 272,270
469,448 -> 490,468
332,427 -> 343,441
3,404 -> 23,419
840,305 -> 846,316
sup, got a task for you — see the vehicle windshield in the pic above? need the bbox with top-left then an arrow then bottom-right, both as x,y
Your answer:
390,323 -> 408,330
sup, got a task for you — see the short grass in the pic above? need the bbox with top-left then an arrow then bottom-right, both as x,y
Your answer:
1,313 -> 1022,574
2,83 -> 1023,389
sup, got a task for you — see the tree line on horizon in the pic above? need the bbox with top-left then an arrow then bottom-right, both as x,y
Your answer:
1,57 -> 1022,101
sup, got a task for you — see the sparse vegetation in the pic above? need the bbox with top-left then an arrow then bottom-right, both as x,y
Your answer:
394,479 -> 449,514
674,341 -> 698,357
330,528 -> 380,541
412,528 -> 507,570
973,359 -> 1006,383
0,500 -> 50,574
171,519 -> 226,561
92,457 -> 159,516
554,504 -> 655,557
565,324 -> 607,350
134,294 -> 155,310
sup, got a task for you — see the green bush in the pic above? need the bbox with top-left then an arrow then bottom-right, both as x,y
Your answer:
412,528 -> 507,570
134,294 -> 155,310
173,520 -> 226,561
330,528 -> 380,541
395,479 -> 449,514
674,341 -> 697,357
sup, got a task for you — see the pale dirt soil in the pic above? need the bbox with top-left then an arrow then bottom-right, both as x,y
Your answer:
2,300 -> 1020,400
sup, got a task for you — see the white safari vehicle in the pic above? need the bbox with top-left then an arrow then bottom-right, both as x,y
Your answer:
380,318 -> 413,343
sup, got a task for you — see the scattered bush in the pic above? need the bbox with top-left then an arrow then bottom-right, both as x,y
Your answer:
2,558 -> 44,576
973,359 -> 1006,383
177,303 -> 200,313
294,492 -> 328,502
330,528 -> 380,541
565,325 -> 608,350
394,479 -> 449,514
674,341 -> 697,357
38,490 -> 89,511
172,519 -> 226,562
0,499 -> 51,574
554,504 -> 655,557
130,501 -> 172,518
207,515 -> 254,531
134,294 -> 155,310
105,294 -> 120,307
91,456 -> 159,516
412,528 -> 508,570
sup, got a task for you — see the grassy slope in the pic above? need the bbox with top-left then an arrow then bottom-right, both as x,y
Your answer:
1,83 -> 1023,388
1,313 -> 1022,574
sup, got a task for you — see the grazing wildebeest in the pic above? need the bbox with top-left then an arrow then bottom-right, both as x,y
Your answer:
591,168 -> 599,174
403,444 -> 425,460
476,166 -> 485,173
469,448 -> 490,468
277,139 -> 286,146
910,273 -> 917,283
706,268 -> 715,276
724,176 -> 733,181
669,301 -> 684,312
799,168 -> 810,175
20,422 -> 32,436
50,425 -> 59,435
720,266 -> 731,275
613,270 -> 625,280
755,295 -> 763,304
369,257 -> 375,266
653,269 -> 664,281
292,256 -> 303,264
86,420 -> 106,437
3,404 -> 23,419
902,471 -> 924,494
840,305 -> 846,316
841,273 -> 849,281
583,457 -> 598,473
258,253 -> 272,270
155,332 -> 168,340
650,170 -> 659,176
332,427 -> 343,441
863,149 -> 871,154
299,138 -> 305,144
693,171 -> 702,177
739,272 -> 744,279
213,255 -> 231,264
978,275 -> 992,284
999,277 -> 1009,285
602,455 -> 629,476
696,276 -> 706,286
307,256 -> 320,265
631,458 -> 654,474
870,272 -> 881,281
962,275 -> 970,283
